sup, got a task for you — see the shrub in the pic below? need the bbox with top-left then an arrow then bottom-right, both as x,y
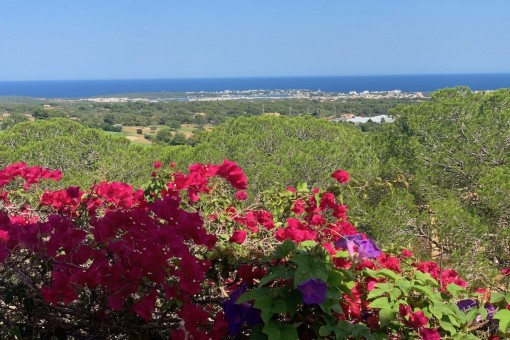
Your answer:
0,161 -> 508,338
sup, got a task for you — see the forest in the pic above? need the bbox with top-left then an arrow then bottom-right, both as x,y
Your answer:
0,96 -> 417,138
1,87 -> 510,338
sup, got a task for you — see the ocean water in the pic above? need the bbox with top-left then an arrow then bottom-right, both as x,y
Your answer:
1,74 -> 510,98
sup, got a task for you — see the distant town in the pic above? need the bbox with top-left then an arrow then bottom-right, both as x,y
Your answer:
79,89 -> 428,103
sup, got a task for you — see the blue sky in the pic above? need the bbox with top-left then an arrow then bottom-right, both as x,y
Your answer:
1,0 -> 510,80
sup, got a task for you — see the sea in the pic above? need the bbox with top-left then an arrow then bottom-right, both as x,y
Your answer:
1,74 -> 510,99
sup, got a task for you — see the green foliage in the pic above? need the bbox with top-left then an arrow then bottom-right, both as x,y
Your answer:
368,87 -> 510,280
2,88 -> 510,285
192,115 -> 380,194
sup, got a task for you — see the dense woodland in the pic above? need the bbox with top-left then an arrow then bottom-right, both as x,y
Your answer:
0,97 -> 416,137
0,87 -> 509,284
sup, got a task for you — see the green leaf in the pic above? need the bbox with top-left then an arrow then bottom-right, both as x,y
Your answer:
237,287 -> 273,303
395,279 -> 412,295
334,250 -> 350,258
494,309 -> 510,333
279,288 -> 301,317
439,317 -> 458,336
262,320 -> 298,340
267,239 -> 297,261
415,271 -> 440,287
429,304 -> 444,320
254,296 -> 274,318
259,299 -> 289,323
373,282 -> 395,292
319,325 -> 332,337
446,283 -> 466,298
331,300 -> 344,314
413,285 -> 440,301
368,297 -> 392,309
296,182 -> 309,192
291,253 -> 329,286
477,306 -> 488,320
490,292 -> 505,303
298,240 -> 318,249
389,288 -> 402,300
259,266 -> 294,287
249,324 -> 267,340
379,308 -> 396,327
367,288 -> 386,300
272,299 -> 287,314
453,333 -> 480,340
365,268 -> 400,280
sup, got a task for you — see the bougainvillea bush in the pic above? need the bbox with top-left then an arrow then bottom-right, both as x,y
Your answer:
0,161 -> 509,339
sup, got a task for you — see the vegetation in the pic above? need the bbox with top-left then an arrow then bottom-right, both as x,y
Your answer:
1,161 -> 509,339
1,87 -> 510,338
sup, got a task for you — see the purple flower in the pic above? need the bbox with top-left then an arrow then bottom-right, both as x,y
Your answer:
222,285 -> 261,336
298,278 -> 328,305
335,234 -> 381,259
457,299 -> 478,311
484,303 -> 496,320
335,234 -> 363,256
357,238 -> 381,258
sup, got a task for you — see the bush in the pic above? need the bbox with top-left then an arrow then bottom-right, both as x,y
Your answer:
136,128 -> 143,134
0,161 -> 509,338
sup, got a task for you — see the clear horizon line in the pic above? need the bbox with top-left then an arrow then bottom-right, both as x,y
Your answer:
2,72 -> 510,82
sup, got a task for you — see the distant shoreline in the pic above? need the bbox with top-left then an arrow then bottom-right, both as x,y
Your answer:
1,74 -> 510,99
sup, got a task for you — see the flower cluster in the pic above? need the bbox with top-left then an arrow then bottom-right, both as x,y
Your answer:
0,161 -> 508,339
0,162 -> 62,193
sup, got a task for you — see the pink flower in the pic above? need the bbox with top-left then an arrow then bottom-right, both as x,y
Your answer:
406,310 -> 428,329
331,169 -> 350,184
235,191 -> 248,201
229,230 -> 247,244
402,249 -> 414,258
0,230 -> 9,242
419,328 -> 441,340
153,161 -> 162,169
291,199 -> 306,215
501,268 -> 510,276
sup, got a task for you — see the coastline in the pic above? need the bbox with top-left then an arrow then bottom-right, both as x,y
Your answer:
1,74 -> 510,99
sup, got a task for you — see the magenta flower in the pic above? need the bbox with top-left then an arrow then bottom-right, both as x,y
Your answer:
298,278 -> 328,305
335,234 -> 381,259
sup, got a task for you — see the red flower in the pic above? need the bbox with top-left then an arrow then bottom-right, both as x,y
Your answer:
132,291 -> 157,320
419,328 -> 441,340
291,199 -> 306,215
229,230 -> 247,244
377,253 -> 401,272
501,268 -> 510,276
402,249 -> 414,258
331,169 -> 350,184
415,261 -> 440,278
217,160 -> 247,190
153,161 -> 162,169
399,304 -> 411,317
406,310 -> 428,329
235,191 -> 248,201
0,230 -> 9,242
440,269 -> 467,288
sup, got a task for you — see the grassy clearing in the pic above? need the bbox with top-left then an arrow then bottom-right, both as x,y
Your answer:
103,124 -> 214,145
